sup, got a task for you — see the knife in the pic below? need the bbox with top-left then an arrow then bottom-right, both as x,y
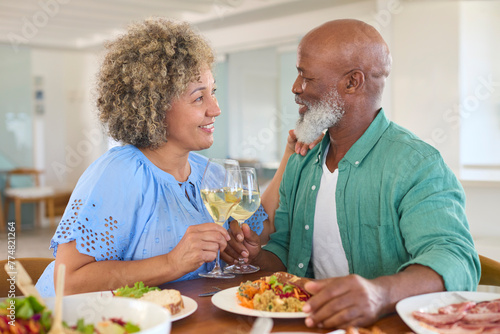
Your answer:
198,287 -> 222,297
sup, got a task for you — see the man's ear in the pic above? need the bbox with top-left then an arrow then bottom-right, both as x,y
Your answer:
345,70 -> 365,93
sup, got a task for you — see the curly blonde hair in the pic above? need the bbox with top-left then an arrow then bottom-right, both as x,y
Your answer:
96,18 -> 215,148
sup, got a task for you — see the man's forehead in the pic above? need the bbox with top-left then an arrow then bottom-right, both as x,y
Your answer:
296,46 -> 333,71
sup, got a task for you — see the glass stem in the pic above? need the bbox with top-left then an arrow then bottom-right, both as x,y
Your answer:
236,257 -> 247,269
213,250 -> 223,274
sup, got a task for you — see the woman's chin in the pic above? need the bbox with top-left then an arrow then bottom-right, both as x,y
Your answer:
196,140 -> 214,151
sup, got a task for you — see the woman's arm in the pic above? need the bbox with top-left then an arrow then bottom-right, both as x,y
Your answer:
56,223 -> 230,294
260,130 -> 323,235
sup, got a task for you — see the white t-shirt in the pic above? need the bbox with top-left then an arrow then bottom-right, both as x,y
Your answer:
312,144 -> 349,279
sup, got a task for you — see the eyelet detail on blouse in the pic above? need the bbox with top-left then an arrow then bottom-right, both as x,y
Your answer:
53,199 -> 122,261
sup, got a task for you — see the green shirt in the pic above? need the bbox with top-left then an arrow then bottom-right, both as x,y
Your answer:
263,109 -> 480,291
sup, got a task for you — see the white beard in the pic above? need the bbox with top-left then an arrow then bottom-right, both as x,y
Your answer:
294,90 -> 345,144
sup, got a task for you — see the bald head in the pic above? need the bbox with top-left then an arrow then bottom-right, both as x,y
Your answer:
299,19 -> 392,102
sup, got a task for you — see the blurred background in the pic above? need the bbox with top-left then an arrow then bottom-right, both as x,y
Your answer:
0,0 -> 499,260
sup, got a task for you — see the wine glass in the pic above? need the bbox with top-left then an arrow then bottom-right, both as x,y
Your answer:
199,158 -> 242,279
224,167 -> 261,274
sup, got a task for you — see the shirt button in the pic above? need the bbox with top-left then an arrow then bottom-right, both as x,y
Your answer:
311,185 -> 316,191
298,263 -> 304,269
305,225 -> 309,230
355,161 -> 360,165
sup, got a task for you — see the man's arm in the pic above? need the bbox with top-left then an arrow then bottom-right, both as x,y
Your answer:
303,264 -> 444,329
397,154 -> 480,291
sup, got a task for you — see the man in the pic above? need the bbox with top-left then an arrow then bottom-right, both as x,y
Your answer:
222,19 -> 480,329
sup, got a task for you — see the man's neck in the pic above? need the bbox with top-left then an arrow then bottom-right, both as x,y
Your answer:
325,108 -> 380,172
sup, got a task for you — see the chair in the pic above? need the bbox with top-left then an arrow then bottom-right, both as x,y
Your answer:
0,257 -> 53,297
479,254 -> 500,287
3,168 -> 55,233
0,191 -> 4,231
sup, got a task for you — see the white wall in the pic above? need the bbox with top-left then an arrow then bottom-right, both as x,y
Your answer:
31,48 -> 106,191
392,1 -> 461,172
0,45 -> 33,169
227,47 -> 279,163
459,1 -> 500,181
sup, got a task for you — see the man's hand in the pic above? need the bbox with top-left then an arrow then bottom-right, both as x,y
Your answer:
302,265 -> 444,329
288,129 -> 324,156
220,221 -> 261,265
302,275 -> 386,329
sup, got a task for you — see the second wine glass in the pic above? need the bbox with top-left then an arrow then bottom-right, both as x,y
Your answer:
224,167 -> 261,274
199,158 -> 241,279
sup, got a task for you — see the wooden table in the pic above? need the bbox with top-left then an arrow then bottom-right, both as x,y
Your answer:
159,271 -> 412,334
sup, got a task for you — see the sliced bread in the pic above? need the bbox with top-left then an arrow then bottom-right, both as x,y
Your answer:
140,289 -> 184,315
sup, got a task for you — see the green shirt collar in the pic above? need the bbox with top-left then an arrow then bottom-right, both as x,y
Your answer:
315,108 -> 390,168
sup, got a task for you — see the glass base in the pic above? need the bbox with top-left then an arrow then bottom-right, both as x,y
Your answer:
199,249 -> 235,278
224,263 -> 260,274
199,271 -> 235,279
199,265 -> 235,279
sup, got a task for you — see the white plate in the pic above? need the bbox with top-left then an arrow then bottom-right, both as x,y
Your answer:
74,290 -> 197,321
395,291 -> 500,334
173,296 -> 198,321
274,332 -> 345,334
211,286 -> 307,318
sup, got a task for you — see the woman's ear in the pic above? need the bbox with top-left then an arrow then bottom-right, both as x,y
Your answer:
345,70 -> 365,93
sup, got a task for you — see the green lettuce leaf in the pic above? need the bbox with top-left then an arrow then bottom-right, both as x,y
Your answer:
114,281 -> 160,298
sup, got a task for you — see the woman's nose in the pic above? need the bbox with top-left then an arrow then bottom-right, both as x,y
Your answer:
208,96 -> 221,117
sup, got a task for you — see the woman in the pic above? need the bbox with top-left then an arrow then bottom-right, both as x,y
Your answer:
36,18 -> 269,297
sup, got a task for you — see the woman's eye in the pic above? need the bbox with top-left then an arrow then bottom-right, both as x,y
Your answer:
211,88 -> 217,95
194,95 -> 203,102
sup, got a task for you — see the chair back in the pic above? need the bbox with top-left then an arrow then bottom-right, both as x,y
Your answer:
5,168 -> 43,189
0,257 -> 53,297
0,192 -> 4,228
479,254 -> 500,287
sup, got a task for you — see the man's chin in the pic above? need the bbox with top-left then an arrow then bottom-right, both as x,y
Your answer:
295,130 -> 323,145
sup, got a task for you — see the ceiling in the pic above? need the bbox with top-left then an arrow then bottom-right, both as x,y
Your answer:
0,0 -> 312,50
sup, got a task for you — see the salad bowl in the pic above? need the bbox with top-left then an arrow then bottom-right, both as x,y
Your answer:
43,293 -> 171,334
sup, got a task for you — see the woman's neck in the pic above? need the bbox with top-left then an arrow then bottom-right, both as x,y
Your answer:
139,145 -> 191,182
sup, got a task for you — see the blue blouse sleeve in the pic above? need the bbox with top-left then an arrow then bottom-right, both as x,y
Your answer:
244,204 -> 268,235
50,148 -> 143,262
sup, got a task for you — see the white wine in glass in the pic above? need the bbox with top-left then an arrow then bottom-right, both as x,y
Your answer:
201,188 -> 242,226
225,167 -> 261,274
199,158 -> 241,279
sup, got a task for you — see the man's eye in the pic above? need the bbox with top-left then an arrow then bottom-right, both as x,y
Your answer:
212,88 -> 217,95
194,95 -> 203,102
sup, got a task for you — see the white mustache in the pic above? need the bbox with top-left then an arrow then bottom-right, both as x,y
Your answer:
295,96 -> 307,106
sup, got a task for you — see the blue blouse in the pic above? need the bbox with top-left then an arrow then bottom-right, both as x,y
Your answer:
36,145 -> 267,297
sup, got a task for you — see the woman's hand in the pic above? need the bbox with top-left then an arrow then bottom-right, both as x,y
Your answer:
167,223 -> 230,275
288,129 -> 324,156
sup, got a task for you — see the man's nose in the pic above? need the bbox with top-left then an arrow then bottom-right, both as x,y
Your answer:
292,76 -> 303,94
